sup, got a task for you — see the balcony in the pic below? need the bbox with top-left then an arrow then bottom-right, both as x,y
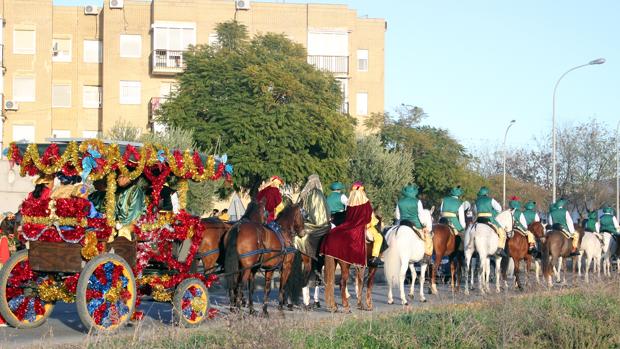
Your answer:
340,101 -> 349,114
307,55 -> 349,75
152,49 -> 185,75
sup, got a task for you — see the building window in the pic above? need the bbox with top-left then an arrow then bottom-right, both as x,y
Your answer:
13,76 -> 36,102
356,92 -> 368,116
83,130 -> 99,139
83,86 -> 102,108
208,33 -> 219,46
120,34 -> 142,58
84,40 -> 103,63
120,80 -> 141,105
52,84 -> 72,108
153,23 -> 196,51
52,130 -> 71,138
12,125 -> 35,142
357,49 -> 368,72
52,38 -> 72,62
13,29 -> 36,54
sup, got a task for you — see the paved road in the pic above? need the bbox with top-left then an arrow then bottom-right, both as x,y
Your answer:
0,266 -> 589,348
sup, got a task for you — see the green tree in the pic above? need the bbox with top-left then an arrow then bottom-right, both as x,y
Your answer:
158,21 -> 355,194
348,136 -> 414,222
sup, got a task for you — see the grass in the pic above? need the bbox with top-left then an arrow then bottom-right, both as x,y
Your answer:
51,281 -> 620,348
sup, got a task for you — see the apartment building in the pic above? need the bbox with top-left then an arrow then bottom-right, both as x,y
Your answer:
0,0 -> 386,147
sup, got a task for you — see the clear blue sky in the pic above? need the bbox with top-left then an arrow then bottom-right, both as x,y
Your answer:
55,0 -> 619,151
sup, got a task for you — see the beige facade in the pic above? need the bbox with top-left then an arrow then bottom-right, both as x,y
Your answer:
0,0 -> 385,147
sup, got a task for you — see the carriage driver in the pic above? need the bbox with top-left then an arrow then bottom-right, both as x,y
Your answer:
439,186 -> 466,234
256,176 -> 285,223
548,199 -> 579,256
394,184 -> 432,264
475,187 -> 506,257
508,197 -> 537,255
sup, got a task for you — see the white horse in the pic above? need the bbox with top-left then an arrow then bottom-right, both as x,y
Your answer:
464,210 -> 513,294
383,209 -> 433,305
601,232 -> 617,277
577,232 -> 602,283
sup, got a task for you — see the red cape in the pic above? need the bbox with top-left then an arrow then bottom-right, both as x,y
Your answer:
256,186 -> 282,222
321,201 -> 372,266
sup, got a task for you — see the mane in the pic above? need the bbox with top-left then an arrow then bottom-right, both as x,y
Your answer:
276,204 -> 297,220
241,201 -> 261,220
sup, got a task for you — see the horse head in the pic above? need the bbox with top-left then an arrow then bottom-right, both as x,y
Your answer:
277,204 -> 306,238
528,221 -> 545,240
496,210 -> 514,232
243,199 -> 266,224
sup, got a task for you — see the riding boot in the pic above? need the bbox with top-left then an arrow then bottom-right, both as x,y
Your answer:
528,244 -> 537,255
368,257 -> 383,267
569,248 -> 580,257
495,248 -> 507,257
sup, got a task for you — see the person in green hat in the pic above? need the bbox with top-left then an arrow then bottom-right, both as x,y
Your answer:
599,206 -> 619,235
523,201 -> 540,226
326,181 -> 348,226
509,196 -> 537,254
395,184 -> 432,263
548,198 -> 579,256
475,186 -> 506,257
439,186 -> 466,234
582,210 -> 600,234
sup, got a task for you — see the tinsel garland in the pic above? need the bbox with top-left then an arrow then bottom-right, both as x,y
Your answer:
5,259 -> 48,321
178,179 -> 189,210
143,164 -> 171,212
105,172 -> 117,227
81,231 -> 99,260
86,261 -> 132,328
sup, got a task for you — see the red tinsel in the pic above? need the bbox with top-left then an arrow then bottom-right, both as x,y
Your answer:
208,308 -> 219,319
143,164 -> 171,210
192,152 -> 204,175
40,144 -> 61,167
55,198 -> 90,218
63,274 -> 79,294
93,302 -> 107,324
123,145 -> 141,167
21,198 -> 51,217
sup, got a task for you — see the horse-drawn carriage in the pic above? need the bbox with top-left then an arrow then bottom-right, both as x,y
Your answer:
0,139 -> 231,331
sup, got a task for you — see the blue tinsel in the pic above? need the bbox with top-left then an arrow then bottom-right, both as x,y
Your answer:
25,298 -> 36,322
87,298 -> 104,315
8,295 -> 24,311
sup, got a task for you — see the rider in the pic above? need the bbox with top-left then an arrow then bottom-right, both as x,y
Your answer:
256,176 -> 285,223
475,186 -> 506,257
326,181 -> 348,226
509,197 -> 537,254
395,184 -> 432,264
582,210 -> 600,233
523,201 -> 540,226
439,186 -> 466,234
548,198 -> 579,256
599,206 -> 619,235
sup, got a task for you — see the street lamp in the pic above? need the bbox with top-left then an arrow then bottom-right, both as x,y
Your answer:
552,58 -> 606,203
616,121 -> 620,217
503,119 -> 516,208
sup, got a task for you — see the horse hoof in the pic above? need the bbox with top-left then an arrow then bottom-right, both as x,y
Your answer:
387,300 -> 394,305
343,307 -> 351,314
403,302 -> 408,306
287,304 -> 294,311
327,307 -> 338,313
464,290 -> 470,296
408,293 -> 414,300
421,298 -> 427,303
314,302 -> 321,309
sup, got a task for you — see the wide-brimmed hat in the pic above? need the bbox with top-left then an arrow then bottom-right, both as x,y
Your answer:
602,206 -> 614,214
401,184 -> 419,198
450,186 -> 463,197
524,201 -> 536,210
509,196 -> 521,210
477,186 -> 490,197
34,174 -> 55,185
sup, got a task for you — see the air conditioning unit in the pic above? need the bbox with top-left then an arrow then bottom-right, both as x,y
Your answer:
84,5 -> 99,15
110,0 -> 124,9
235,0 -> 250,10
4,100 -> 18,111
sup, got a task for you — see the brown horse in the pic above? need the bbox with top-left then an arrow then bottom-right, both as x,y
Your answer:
224,204 -> 305,315
323,241 -> 375,313
541,226 -> 578,286
501,222 -> 545,289
196,200 -> 266,274
429,224 -> 462,294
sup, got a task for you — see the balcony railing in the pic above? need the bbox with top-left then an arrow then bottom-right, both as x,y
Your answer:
340,101 -> 349,114
152,49 -> 185,75
307,55 -> 349,75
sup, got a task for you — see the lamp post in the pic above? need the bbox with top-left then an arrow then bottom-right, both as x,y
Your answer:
616,121 -> 620,217
552,58 -> 606,203
503,119 -> 516,208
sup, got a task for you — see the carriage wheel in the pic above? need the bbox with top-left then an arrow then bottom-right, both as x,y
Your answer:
172,278 -> 209,327
0,250 -> 55,328
76,253 -> 136,331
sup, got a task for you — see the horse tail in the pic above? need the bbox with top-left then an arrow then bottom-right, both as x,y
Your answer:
285,251 -> 304,304
383,233 -> 401,287
224,224 -> 241,290
541,236 -> 551,277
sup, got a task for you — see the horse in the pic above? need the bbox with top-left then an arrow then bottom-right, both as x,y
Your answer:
464,210 -> 513,295
383,209 -> 433,305
224,204 -> 305,315
528,221 -> 546,283
500,221 -> 545,290
577,231 -> 602,283
541,225 -> 580,286
429,223 -> 462,294
196,200 -> 265,274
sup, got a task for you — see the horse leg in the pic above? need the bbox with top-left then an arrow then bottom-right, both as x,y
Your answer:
262,270 -> 273,315
302,287 -> 310,308
419,263 -> 427,302
246,269 -> 256,315
449,259 -> 456,293
494,256 -> 502,293
577,251 -> 583,277
534,259 -> 541,285
464,250 -> 473,295
555,256 -> 562,284
278,257 -> 293,311
324,256 -> 337,312
398,258 -> 409,305
355,266 -> 364,310
366,267 -> 376,310
513,256 -> 522,290
585,255 -> 591,283
431,250 -> 443,295
340,262 -> 351,313
408,263 -> 416,301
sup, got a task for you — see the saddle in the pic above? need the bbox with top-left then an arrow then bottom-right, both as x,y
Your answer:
476,218 -> 501,238
438,217 -> 459,236
514,227 -> 528,238
400,220 -> 425,240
